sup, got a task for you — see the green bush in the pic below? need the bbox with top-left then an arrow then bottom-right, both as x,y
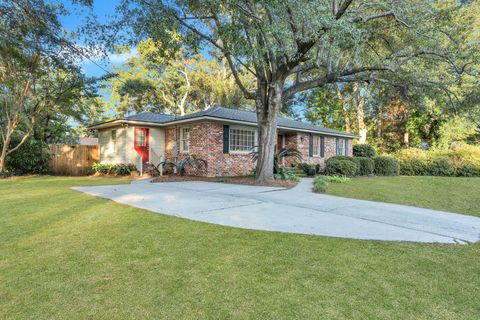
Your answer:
399,156 -> 480,177
353,144 -> 377,158
3,139 -> 50,175
400,159 -> 429,176
91,163 -> 136,175
313,175 -> 351,193
328,156 -> 353,162
273,166 -> 300,181
326,158 -> 358,177
428,158 -> 454,176
325,175 -> 351,183
352,157 -> 375,176
374,156 -> 400,176
313,176 -> 328,193
455,165 -> 480,177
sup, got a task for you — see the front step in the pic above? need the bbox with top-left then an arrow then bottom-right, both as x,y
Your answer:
283,167 -> 308,177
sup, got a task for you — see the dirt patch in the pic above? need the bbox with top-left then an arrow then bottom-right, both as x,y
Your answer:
153,175 -> 298,189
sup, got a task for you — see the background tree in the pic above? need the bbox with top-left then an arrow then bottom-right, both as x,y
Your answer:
0,0 -> 100,174
106,39 -> 254,117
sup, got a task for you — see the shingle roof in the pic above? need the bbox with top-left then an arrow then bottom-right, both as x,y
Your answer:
124,112 -> 175,123
173,107 -> 354,137
93,107 -> 355,138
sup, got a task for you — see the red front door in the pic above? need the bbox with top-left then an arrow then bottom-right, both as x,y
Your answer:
134,128 -> 149,162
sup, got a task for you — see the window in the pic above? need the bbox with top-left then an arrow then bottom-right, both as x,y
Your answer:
312,136 -> 320,156
229,127 -> 256,153
180,127 -> 191,153
337,138 -> 346,156
311,136 -> 325,157
111,130 -> 117,152
136,129 -> 146,147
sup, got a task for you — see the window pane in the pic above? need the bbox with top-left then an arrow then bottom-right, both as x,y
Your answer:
181,127 -> 190,152
136,130 -> 146,146
229,128 -> 255,152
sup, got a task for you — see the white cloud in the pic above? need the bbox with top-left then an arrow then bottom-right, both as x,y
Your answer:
108,48 -> 138,63
74,44 -> 138,66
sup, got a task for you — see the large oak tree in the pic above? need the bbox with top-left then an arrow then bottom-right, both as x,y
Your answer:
103,0 -> 474,181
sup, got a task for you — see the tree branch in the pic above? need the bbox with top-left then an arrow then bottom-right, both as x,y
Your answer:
283,66 -> 394,99
335,0 -> 354,19
353,11 -> 409,27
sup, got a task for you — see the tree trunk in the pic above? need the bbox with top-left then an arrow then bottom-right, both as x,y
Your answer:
334,83 -> 351,133
353,82 -> 367,144
0,127 -> 13,174
255,78 -> 283,182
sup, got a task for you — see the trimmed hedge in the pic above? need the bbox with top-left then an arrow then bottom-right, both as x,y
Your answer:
91,163 -> 136,175
374,156 -> 400,176
400,158 -> 480,177
353,144 -> 377,158
352,157 -> 375,176
325,158 -> 358,177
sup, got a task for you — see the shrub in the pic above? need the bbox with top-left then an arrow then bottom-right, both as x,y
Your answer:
373,156 -> 399,176
299,163 -> 316,176
428,158 -> 454,176
326,158 -> 358,177
313,175 -> 351,193
455,165 -> 480,177
4,139 -> 50,175
353,144 -> 377,158
400,159 -> 429,176
328,155 -> 353,162
91,163 -> 136,175
313,175 -> 328,193
325,175 -> 351,183
352,157 -> 375,176
159,156 -> 207,176
273,166 -> 300,181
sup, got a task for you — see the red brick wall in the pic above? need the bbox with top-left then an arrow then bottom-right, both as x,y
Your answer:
165,121 -> 353,176
284,132 -> 353,171
165,121 -> 255,177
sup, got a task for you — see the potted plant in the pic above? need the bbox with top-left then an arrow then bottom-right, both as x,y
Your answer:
300,163 -> 316,177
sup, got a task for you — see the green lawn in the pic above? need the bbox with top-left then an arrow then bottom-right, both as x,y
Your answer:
327,176 -> 480,216
1,176 -> 480,319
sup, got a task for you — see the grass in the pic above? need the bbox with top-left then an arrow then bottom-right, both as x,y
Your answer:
326,176 -> 480,216
1,176 -> 480,319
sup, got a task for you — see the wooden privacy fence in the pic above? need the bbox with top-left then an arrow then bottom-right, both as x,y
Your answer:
48,144 -> 99,176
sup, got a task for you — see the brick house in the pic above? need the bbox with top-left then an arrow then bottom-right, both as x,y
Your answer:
89,107 -> 355,176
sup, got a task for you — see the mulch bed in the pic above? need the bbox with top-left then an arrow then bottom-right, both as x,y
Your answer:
153,175 -> 298,189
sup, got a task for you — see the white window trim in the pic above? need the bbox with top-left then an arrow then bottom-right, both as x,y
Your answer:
180,126 -> 191,154
229,125 -> 257,154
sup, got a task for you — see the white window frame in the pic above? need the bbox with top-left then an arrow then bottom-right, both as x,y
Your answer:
180,127 -> 191,153
229,126 -> 257,154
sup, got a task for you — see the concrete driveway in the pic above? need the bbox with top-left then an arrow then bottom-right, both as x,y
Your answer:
73,179 -> 480,244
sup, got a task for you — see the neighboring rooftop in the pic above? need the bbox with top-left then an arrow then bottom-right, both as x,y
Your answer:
91,106 -> 355,138
78,137 -> 98,145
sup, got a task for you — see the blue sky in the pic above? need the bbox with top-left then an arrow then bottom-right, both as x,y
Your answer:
59,0 -> 132,78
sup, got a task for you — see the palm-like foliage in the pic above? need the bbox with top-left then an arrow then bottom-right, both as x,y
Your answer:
158,156 -> 208,176
251,147 -> 303,173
